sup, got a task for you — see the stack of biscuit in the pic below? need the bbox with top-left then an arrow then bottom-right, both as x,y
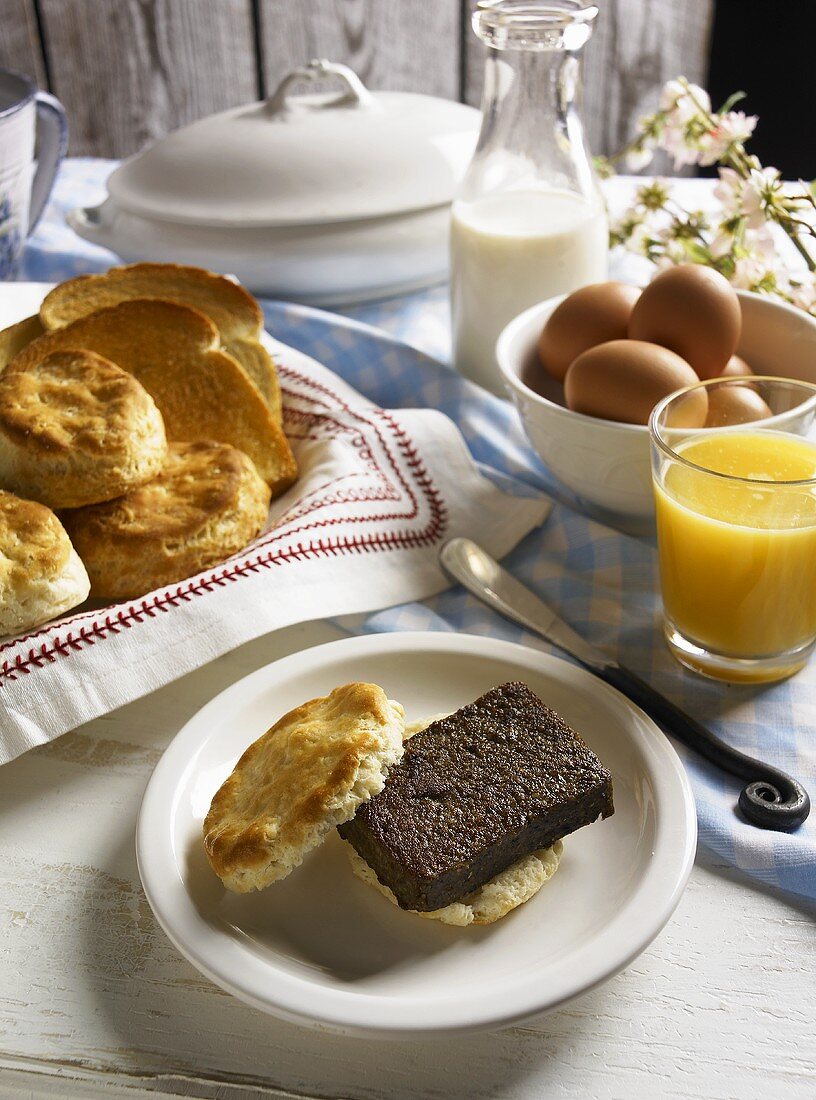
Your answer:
0,263 -> 297,637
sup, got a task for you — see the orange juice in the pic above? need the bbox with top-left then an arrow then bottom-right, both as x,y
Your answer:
654,431 -> 816,671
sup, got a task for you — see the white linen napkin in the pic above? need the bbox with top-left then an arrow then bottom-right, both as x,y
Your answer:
0,286 -> 548,762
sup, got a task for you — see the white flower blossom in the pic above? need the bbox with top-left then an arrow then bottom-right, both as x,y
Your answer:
698,111 -> 758,166
658,80 -> 686,113
635,178 -> 671,210
659,80 -> 710,121
744,225 -> 778,261
625,143 -> 655,172
713,167 -> 744,215
708,226 -> 736,258
625,222 -> 654,257
635,112 -> 661,135
742,167 -> 783,228
661,120 -> 702,169
730,256 -> 770,290
655,238 -> 690,269
790,274 -> 816,312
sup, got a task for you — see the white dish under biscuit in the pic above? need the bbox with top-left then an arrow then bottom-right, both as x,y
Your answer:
136,631 -> 696,1037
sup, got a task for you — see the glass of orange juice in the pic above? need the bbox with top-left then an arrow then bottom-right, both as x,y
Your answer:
649,377 -> 816,683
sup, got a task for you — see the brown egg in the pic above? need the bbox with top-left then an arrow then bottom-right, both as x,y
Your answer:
720,353 -> 753,378
564,340 -> 708,426
537,282 -> 641,382
628,264 -> 741,380
705,384 -> 772,427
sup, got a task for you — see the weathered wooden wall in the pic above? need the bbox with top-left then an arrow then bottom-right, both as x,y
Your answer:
0,0 -> 713,159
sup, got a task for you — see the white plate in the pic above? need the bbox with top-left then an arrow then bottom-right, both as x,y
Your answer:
136,631 -> 696,1037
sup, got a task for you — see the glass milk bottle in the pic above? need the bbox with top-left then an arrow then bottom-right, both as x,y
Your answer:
451,0 -> 607,393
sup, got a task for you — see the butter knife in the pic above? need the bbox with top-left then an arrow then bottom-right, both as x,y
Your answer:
440,537 -> 810,831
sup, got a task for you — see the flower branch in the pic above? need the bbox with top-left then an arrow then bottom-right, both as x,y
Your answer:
601,77 -> 816,315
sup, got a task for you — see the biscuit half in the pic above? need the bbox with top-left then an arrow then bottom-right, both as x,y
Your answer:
346,714 -> 564,925
204,683 -> 405,893
0,489 -> 90,636
62,440 -> 271,600
0,349 -> 167,509
10,299 -> 296,494
38,263 -> 281,418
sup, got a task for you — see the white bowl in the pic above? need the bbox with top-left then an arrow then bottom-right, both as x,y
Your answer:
497,289 -> 816,531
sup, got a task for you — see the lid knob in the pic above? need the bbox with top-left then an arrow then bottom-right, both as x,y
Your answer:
265,59 -> 377,115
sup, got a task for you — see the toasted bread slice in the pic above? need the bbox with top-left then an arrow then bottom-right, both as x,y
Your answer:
0,315 -> 44,372
10,299 -> 296,495
38,263 -> 281,419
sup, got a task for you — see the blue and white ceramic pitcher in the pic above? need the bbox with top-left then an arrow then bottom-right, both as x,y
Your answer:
0,69 -> 67,277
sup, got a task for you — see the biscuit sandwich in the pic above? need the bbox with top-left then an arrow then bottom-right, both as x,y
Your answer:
0,489 -> 90,637
0,348 -> 167,509
39,263 -> 282,419
62,440 -> 271,600
202,680 -> 614,927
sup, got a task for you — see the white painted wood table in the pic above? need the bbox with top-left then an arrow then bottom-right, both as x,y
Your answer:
1,620 -> 814,1100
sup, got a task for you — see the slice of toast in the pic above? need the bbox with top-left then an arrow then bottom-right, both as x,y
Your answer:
38,263 -> 281,420
10,299 -> 296,496
0,315 -> 45,372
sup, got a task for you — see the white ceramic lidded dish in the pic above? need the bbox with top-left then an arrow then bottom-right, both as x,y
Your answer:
497,288 -> 816,532
69,59 -> 480,305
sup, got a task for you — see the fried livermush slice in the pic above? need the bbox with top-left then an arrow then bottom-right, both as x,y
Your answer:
203,683 -> 405,893
9,299 -> 296,494
0,489 -> 89,636
38,263 -> 282,419
62,440 -> 271,600
346,713 -> 564,926
347,840 -> 563,927
338,682 -> 614,913
0,349 -> 167,509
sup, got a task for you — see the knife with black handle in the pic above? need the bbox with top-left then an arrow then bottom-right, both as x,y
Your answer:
440,537 -> 810,831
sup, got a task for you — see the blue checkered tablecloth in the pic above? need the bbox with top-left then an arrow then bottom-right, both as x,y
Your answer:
13,159 -> 816,901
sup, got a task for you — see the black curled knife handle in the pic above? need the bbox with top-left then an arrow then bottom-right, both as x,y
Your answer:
596,663 -> 810,831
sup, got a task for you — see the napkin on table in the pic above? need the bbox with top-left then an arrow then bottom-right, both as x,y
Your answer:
0,283 -> 549,763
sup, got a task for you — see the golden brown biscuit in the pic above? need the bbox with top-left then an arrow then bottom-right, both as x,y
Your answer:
0,314 -> 44,372
38,263 -> 281,418
0,489 -> 90,636
0,349 -> 167,509
62,440 -> 271,600
10,299 -> 296,494
203,683 -> 405,893
346,714 -> 563,925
